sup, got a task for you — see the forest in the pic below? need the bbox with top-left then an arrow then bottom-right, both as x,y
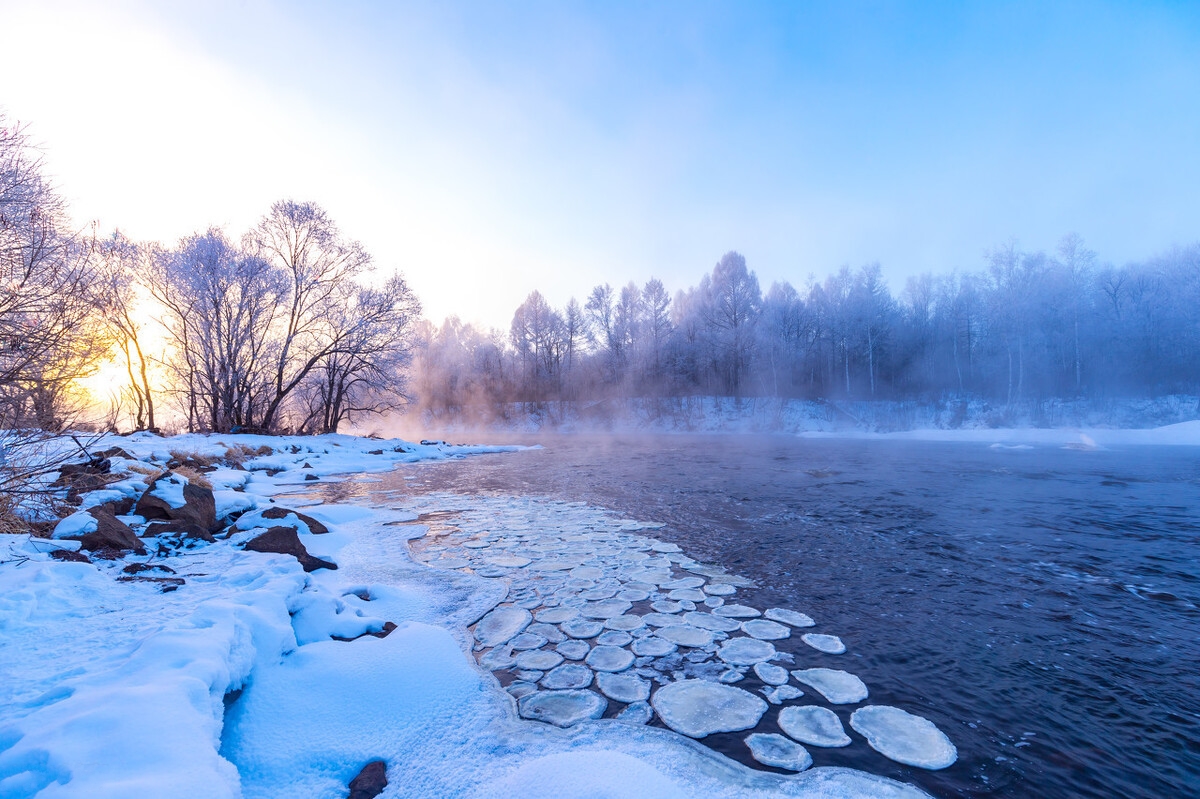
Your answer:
4,111 -> 1199,439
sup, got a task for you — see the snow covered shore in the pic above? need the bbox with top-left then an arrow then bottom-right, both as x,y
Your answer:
1,432 -> 934,798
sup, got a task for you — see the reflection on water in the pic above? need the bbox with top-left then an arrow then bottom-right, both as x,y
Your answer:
375,434 -> 1200,799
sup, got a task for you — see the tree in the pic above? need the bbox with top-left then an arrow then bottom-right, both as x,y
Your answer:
247,200 -> 373,431
148,230 -> 282,432
701,251 -> 762,395
96,232 -> 156,430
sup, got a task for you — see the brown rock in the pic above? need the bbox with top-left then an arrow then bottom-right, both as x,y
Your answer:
94,496 -> 135,517
260,506 -> 330,534
51,549 -> 91,563
243,526 -> 337,572
77,508 -> 146,554
347,761 -> 387,799
143,520 -> 216,542
134,473 -> 218,531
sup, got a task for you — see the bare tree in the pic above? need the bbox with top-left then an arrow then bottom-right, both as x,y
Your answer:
247,200 -> 372,431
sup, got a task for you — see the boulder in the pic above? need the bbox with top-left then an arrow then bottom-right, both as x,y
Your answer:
243,526 -> 337,572
93,496 -> 135,517
143,520 -> 216,542
76,508 -> 145,554
50,549 -> 91,563
134,473 -> 218,531
259,505 -> 330,534
347,760 -> 387,799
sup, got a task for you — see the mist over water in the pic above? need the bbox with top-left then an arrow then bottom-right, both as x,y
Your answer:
384,434 -> 1200,798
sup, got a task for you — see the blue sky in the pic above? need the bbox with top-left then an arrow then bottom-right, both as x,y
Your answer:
1,0 -> 1197,326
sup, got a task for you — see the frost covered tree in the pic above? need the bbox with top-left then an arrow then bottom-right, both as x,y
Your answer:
247,200 -> 373,432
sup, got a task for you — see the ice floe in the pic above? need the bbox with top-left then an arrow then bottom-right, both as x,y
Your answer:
474,606 -> 532,647
801,633 -> 846,654
850,705 -> 958,769
596,672 -> 651,703
778,705 -> 852,747
541,663 -> 594,690
753,662 -> 791,685
717,637 -> 777,665
518,689 -> 608,727
745,733 -> 813,772
656,625 -> 714,647
742,619 -> 792,640
764,608 -> 816,628
791,669 -> 869,704
650,679 -> 769,738
586,645 -> 635,672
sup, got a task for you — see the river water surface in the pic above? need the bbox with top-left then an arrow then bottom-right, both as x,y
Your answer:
382,434 -> 1199,798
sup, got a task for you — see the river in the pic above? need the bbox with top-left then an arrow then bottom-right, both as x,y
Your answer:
381,433 -> 1200,798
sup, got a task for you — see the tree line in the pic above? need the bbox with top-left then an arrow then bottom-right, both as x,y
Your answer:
413,240 -> 1200,424
1,114 -> 419,436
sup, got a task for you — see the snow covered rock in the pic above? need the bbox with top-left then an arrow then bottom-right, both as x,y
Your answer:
518,690 -> 607,727
790,668 -> 869,704
850,705 -> 958,769
243,526 -> 337,572
801,633 -> 846,654
134,472 -> 217,531
473,606 -> 532,647
777,705 -> 852,747
744,733 -> 812,772
61,507 -> 145,554
650,679 -> 768,738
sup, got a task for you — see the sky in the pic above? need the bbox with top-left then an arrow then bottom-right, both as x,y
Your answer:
1,0 -> 1198,329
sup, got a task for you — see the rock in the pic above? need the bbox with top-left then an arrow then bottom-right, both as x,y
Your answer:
745,733 -> 812,772
134,473 -> 217,531
790,668 -> 869,704
50,549 -> 91,563
143,521 -> 215,542
347,760 -> 388,799
77,508 -> 145,554
92,496 -> 135,517
243,526 -> 337,572
650,679 -> 768,738
777,705 -> 852,747
260,505 -> 330,534
518,690 -> 607,727
122,562 -> 176,575
850,706 -> 958,769
304,473 -> 319,481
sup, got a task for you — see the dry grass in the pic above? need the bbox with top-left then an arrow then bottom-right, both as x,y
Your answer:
222,444 -> 273,469
171,466 -> 213,490
169,450 -> 222,470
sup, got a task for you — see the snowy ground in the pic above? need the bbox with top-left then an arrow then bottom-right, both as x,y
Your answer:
0,432 -> 933,798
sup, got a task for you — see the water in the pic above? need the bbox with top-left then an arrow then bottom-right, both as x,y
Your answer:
383,434 -> 1200,798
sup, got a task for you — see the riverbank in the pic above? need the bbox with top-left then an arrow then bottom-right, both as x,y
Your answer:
0,431 -> 927,798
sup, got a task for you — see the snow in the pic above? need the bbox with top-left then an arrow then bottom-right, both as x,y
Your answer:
149,471 -> 189,508
1,430 -> 946,798
745,733 -> 813,772
850,706 -> 958,770
778,706 -> 852,748
50,510 -> 97,539
791,669 -> 870,704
